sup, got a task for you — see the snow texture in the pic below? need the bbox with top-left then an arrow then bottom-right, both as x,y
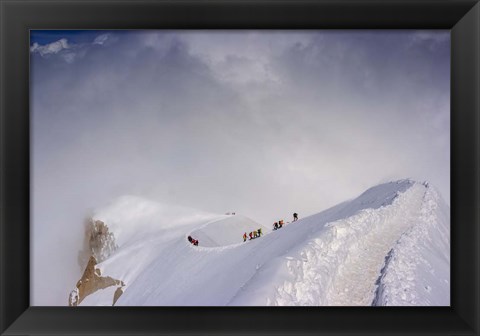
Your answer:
69,287 -> 79,306
79,285 -> 119,306
372,183 -> 450,306
79,179 -> 450,306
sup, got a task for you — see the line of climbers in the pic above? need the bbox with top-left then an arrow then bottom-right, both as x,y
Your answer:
273,219 -> 284,230
243,228 -> 263,242
189,213 -> 299,246
243,212 -> 299,242
273,212 -> 298,230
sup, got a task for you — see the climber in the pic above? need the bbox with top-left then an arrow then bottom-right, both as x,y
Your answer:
279,220 -> 284,228
273,222 -> 278,230
243,232 -> 247,242
188,235 -> 199,246
293,213 -> 298,222
257,228 -> 262,237
249,232 -> 253,240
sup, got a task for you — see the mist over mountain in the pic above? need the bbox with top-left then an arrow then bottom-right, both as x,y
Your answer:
30,30 -> 450,306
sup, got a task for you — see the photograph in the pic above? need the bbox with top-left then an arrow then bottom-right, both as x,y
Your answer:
30,29 -> 451,307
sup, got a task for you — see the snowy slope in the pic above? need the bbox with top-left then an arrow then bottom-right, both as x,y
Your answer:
372,184 -> 450,306
79,179 -> 450,306
191,215 -> 269,247
80,286 -> 119,306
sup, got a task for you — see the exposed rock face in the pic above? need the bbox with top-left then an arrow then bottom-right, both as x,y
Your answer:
69,256 -> 124,306
78,219 -> 118,271
71,219 -> 125,306
113,287 -> 124,306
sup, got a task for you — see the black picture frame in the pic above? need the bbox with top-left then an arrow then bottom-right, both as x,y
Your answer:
1,0 -> 479,335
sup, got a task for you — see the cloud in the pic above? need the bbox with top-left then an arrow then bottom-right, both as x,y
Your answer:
30,38 -> 69,55
409,31 -> 450,51
93,33 -> 110,45
30,34 -> 114,64
30,30 -> 450,305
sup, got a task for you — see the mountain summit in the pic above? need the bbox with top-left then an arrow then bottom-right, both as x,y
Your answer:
72,180 -> 449,306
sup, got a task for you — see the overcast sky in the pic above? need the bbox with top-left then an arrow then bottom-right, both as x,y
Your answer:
30,30 -> 450,305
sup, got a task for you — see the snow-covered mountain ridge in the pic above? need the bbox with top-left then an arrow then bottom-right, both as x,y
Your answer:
74,179 -> 449,306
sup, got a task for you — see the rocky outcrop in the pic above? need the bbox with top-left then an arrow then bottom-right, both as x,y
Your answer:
72,219 -> 125,306
78,219 -> 118,271
113,287 -> 124,305
69,256 -> 124,306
